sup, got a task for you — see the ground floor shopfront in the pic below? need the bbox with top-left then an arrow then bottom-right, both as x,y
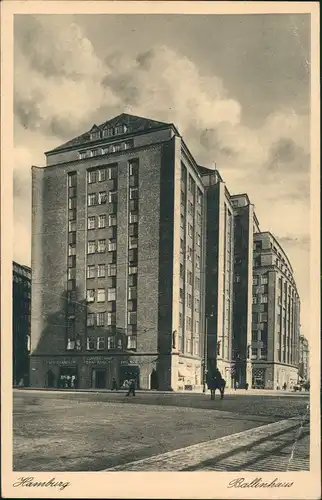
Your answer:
29,353 -> 204,391
251,362 -> 298,390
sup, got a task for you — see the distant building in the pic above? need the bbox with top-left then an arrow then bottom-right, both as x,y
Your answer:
252,232 -> 300,389
13,261 -> 31,386
298,334 -> 309,382
230,194 -> 260,388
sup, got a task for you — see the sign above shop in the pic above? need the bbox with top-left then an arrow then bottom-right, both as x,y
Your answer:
47,359 -> 76,365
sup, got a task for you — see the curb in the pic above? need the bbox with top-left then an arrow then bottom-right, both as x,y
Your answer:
104,417 -> 304,471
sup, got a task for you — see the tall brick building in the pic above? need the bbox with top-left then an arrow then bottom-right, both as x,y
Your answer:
30,113 -> 213,390
251,232 -> 301,389
30,113 -> 301,391
230,194 -> 260,388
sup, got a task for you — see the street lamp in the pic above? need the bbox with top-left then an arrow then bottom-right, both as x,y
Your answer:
203,316 -> 208,392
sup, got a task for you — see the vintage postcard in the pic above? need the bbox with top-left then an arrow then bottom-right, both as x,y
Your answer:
1,1 -> 320,498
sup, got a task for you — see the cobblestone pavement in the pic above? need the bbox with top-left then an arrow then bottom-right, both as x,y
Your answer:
13,390 -> 309,472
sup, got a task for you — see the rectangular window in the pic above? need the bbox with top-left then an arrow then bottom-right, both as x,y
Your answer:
197,188 -> 202,205
88,216 -> 96,230
87,241 -> 96,254
97,264 -> 106,278
188,223 -> 193,237
107,336 -> 115,349
180,239 -> 184,253
128,274 -> 137,287
98,191 -> 107,204
188,174 -> 195,193
68,268 -> 76,280
195,277 -> 200,290
87,265 -> 95,279
128,311 -> 137,324
97,239 -> 106,253
68,244 -> 76,256
252,295 -> 257,304
129,160 -> 139,176
187,293 -> 192,308
128,265 -> 137,275
186,316 -> 192,330
96,313 -> 105,327
127,335 -> 137,350
196,212 -> 201,225
97,288 -> 106,302
127,238 -> 137,251
252,276 -> 258,286
180,214 -> 185,229
187,246 -> 193,261
98,169 -> 106,182
86,289 -> 95,302
68,197 -> 76,210
68,220 -> 76,232
97,214 -> 106,229
129,212 -> 138,224
196,254 -> 200,269
187,270 -> 193,285
179,312 -> 183,328
108,264 -> 117,277
179,288 -> 184,302
108,239 -> 117,251
88,171 -> 96,184
68,255 -> 76,268
107,288 -> 116,301
188,201 -> 193,215
261,295 -> 268,303
195,298 -> 200,312
109,191 -> 117,203
260,312 -> 268,322
129,188 -> 138,200
86,337 -> 95,350
68,173 -> 77,187
261,275 -> 268,285
107,312 -> 116,326
109,215 -> 117,227
97,336 -> 105,349
180,263 -> 184,279
196,233 -> 201,246
88,193 -> 96,206
107,166 -> 117,179
235,274 -> 241,283
87,313 -> 95,327
195,321 -> 200,334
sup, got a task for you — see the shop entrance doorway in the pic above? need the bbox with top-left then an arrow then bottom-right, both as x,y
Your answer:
92,368 -> 106,389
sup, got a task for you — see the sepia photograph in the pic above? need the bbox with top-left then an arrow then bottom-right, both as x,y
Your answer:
1,1 -> 320,499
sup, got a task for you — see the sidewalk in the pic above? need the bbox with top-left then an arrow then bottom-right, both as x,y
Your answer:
106,416 -> 309,471
14,387 -> 308,396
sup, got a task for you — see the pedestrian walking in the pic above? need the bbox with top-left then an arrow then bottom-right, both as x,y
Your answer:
111,377 -> 118,391
126,378 -> 136,396
283,382 -> 287,391
245,383 -> 249,391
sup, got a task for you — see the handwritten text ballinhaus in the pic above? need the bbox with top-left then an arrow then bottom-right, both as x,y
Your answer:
228,477 -> 294,488
13,477 -> 70,491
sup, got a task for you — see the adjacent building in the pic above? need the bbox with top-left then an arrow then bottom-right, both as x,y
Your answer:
299,334 -> 309,382
13,261 -> 31,386
251,232 -> 300,389
230,194 -> 260,388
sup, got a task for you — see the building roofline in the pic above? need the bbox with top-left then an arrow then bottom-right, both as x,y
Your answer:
254,231 -> 294,273
45,114 -> 177,156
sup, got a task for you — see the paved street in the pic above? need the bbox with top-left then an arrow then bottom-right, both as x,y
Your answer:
13,389 -> 309,472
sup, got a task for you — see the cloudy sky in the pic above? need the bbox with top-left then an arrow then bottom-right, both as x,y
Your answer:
14,13 -> 311,336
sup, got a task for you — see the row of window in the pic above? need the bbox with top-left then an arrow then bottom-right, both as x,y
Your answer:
252,312 -> 268,323
67,334 -> 137,351
88,191 -> 119,206
80,141 -> 133,160
180,164 -> 203,204
90,124 -> 128,141
88,166 -> 117,183
252,294 -> 268,304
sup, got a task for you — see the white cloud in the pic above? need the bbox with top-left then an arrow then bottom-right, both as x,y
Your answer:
13,17 -> 311,337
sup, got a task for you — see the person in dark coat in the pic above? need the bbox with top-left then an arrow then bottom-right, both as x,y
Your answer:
214,368 -> 225,400
111,377 -> 118,391
126,378 -> 136,396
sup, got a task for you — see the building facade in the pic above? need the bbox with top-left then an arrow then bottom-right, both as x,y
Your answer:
251,232 -> 300,389
13,261 -> 31,386
30,113 -> 209,391
298,334 -> 309,382
201,169 -> 234,388
230,194 -> 260,388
